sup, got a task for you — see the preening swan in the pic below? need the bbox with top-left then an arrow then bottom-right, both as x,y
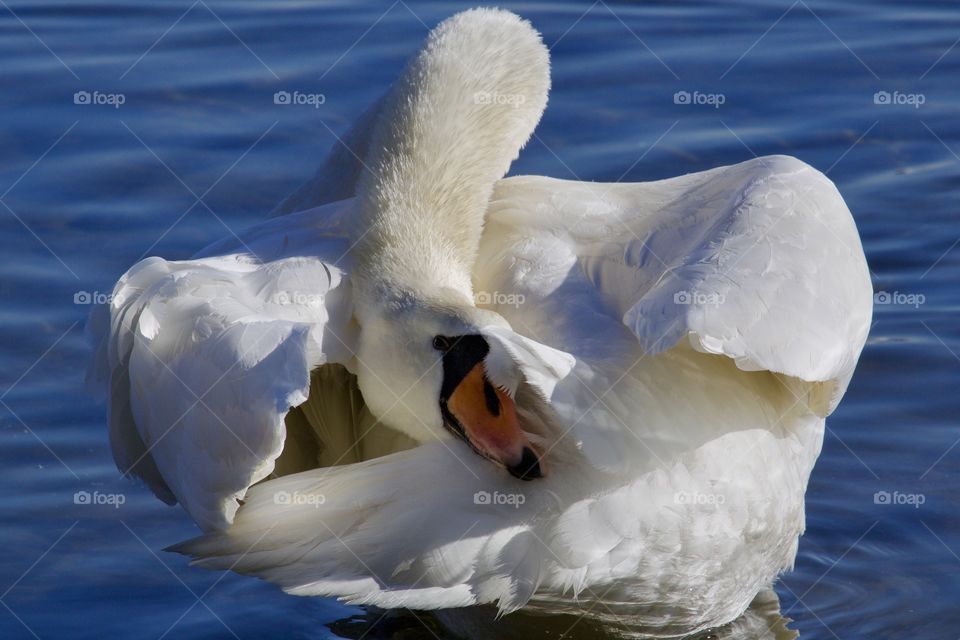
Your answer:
88,7 -> 872,636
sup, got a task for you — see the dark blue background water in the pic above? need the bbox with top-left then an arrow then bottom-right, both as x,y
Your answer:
1,1 -> 958,638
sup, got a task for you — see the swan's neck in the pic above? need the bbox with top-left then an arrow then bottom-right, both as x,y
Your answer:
353,169 -> 484,299
349,8 -> 549,307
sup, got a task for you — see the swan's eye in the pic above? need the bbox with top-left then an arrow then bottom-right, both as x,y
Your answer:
433,336 -> 452,352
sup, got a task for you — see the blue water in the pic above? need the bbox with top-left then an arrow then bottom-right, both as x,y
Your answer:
1,0 -> 958,638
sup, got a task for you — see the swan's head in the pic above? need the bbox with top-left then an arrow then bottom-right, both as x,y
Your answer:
354,296 -> 543,480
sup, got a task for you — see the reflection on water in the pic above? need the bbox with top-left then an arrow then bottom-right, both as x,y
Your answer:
330,590 -> 797,640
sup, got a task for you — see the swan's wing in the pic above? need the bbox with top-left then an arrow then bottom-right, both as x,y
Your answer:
171,443 -> 523,610
476,154 -> 873,416
87,202 -> 359,531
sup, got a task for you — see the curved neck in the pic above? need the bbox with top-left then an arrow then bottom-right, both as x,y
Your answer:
350,8 -> 549,306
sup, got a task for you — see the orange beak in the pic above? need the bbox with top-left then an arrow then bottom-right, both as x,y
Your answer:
444,362 -> 543,480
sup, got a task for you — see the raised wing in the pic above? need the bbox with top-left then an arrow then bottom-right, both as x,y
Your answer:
87,202 -> 359,531
476,154 -> 873,416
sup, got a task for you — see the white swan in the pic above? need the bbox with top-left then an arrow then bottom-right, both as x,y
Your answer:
88,8 -> 872,636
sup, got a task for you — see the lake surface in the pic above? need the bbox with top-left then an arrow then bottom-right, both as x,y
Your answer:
1,0 -> 958,638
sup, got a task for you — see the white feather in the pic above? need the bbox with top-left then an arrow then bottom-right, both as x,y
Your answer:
88,7 -> 872,636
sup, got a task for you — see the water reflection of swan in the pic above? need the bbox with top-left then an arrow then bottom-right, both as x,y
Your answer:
330,589 -> 798,639
89,7 -> 871,637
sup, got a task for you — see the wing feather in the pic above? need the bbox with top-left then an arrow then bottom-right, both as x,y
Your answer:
88,204 -> 357,530
480,155 -> 872,415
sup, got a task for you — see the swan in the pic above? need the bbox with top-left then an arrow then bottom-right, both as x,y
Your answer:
87,8 -> 872,636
